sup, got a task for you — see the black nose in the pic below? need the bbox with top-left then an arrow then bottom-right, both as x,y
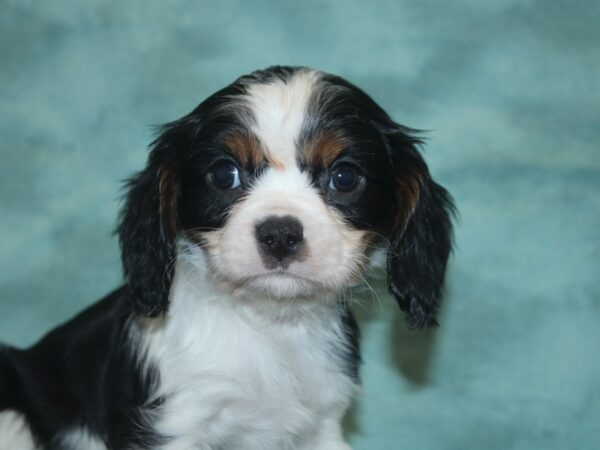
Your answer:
255,215 -> 304,264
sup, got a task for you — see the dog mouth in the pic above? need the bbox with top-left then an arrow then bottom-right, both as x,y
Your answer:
237,270 -> 327,298
246,269 -> 320,284
244,270 -> 322,285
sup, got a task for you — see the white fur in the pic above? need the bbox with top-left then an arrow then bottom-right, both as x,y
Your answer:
204,166 -> 368,300
0,411 -> 37,450
243,68 -> 320,167
135,244 -> 356,449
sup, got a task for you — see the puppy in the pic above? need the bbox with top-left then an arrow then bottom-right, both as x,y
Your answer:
0,66 -> 454,450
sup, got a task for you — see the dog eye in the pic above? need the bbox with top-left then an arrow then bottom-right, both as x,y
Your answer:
208,161 -> 240,189
329,164 -> 360,192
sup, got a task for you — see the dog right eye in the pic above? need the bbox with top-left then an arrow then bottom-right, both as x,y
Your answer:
208,161 -> 240,190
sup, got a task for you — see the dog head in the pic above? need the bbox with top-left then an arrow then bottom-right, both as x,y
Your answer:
117,66 -> 454,328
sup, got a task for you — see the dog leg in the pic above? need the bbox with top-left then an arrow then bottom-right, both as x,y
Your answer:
0,410 -> 37,450
300,418 -> 353,450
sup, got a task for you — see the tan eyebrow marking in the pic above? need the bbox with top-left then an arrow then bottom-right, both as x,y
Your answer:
395,165 -> 424,229
158,160 -> 182,237
225,132 -> 284,169
303,130 -> 352,167
225,132 -> 265,166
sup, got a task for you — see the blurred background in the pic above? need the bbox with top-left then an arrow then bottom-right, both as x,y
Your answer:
1,1 -> 599,449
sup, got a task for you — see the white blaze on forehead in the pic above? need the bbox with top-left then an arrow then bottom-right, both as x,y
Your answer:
243,69 -> 321,168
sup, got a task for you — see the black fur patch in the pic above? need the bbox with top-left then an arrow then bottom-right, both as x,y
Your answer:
1,288 -> 164,449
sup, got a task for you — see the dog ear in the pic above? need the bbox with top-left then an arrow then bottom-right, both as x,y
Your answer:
117,129 -> 182,317
384,125 -> 455,328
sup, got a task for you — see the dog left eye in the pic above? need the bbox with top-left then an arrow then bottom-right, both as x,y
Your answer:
329,164 -> 360,192
208,161 -> 241,189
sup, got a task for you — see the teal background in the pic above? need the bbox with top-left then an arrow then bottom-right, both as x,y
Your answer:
1,1 -> 599,449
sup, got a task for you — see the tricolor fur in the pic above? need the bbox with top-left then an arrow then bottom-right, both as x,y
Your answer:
0,66 -> 454,449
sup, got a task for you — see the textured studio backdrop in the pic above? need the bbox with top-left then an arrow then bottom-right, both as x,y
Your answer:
1,1 -> 599,449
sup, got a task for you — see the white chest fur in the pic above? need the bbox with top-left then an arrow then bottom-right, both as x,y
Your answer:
136,265 -> 357,450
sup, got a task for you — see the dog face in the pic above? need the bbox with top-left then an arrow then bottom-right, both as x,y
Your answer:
118,66 -> 454,327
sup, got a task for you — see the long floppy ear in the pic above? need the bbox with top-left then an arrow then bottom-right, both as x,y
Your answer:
117,132 -> 182,317
384,125 -> 455,328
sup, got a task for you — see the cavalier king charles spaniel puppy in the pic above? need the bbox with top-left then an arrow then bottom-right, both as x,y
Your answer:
0,66 -> 454,450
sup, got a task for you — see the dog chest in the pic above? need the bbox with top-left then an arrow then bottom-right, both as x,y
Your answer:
140,298 -> 356,449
